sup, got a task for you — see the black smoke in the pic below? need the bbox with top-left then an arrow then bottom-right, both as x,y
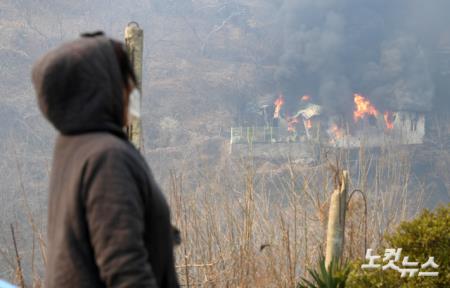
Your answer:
275,0 -> 450,116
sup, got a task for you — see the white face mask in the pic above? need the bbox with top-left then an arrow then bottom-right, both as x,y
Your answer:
128,88 -> 141,118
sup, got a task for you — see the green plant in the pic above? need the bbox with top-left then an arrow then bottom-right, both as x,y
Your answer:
297,256 -> 351,288
347,203 -> 450,287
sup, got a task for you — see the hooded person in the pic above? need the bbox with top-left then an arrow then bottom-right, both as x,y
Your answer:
32,32 -> 179,288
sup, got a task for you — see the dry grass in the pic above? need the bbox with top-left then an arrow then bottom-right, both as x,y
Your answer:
0,144 -> 424,287
169,145 -> 424,287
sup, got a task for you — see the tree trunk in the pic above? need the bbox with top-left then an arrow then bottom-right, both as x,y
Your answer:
325,170 -> 349,269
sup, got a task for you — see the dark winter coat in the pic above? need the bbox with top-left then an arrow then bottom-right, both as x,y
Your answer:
32,35 -> 179,288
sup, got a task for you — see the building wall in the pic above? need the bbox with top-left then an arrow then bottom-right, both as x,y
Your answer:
392,111 -> 426,145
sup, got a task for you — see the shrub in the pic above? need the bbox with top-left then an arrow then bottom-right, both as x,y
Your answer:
347,203 -> 450,287
297,256 -> 350,288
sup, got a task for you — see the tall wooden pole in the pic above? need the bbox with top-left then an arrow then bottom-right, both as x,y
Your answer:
325,170 -> 349,269
125,22 -> 144,150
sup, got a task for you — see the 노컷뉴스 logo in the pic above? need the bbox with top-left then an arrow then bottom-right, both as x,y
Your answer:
361,248 -> 439,277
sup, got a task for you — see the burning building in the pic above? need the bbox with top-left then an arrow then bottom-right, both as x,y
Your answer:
328,94 -> 426,148
230,94 -> 323,145
230,92 -> 426,151
227,3 -> 450,153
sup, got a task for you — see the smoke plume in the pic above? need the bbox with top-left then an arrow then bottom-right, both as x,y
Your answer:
275,0 -> 450,116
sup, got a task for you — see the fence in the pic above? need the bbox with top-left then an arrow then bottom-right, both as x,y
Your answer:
230,127 -> 281,144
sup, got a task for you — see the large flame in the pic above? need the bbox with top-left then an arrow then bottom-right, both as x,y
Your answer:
353,93 -> 379,122
274,94 -> 285,119
384,111 -> 394,129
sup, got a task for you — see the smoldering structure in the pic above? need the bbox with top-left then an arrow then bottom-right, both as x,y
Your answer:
231,93 -> 426,149
231,1 -> 450,150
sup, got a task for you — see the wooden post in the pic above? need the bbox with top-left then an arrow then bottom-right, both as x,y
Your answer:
125,22 -> 144,150
325,170 -> 349,269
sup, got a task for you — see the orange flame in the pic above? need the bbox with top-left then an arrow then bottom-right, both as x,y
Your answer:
301,95 -> 311,102
329,123 -> 344,139
287,116 -> 299,132
305,119 -> 312,129
274,94 -> 285,119
353,93 -> 379,122
384,112 -> 394,129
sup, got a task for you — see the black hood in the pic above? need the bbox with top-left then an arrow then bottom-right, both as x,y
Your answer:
32,34 -> 127,138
